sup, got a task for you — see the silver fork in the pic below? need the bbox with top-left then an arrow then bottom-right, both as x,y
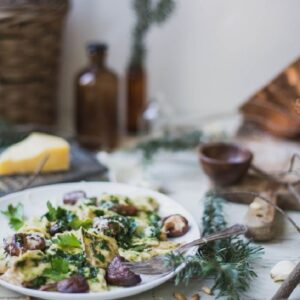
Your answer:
123,223 -> 247,275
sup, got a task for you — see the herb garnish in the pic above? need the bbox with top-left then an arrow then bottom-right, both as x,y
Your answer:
145,211 -> 161,238
114,216 -> 137,249
165,194 -> 263,300
1,203 -> 24,230
45,201 -> 58,222
97,215 -> 137,249
84,197 -> 98,206
45,201 -> 92,231
43,257 -> 69,281
54,233 -> 81,249
54,250 -> 98,279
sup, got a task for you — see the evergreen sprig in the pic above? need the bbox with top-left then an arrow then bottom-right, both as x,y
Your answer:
130,0 -> 175,68
135,129 -> 203,160
165,193 -> 263,300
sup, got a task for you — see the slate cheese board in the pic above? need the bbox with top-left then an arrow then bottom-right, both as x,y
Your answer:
0,143 -> 107,196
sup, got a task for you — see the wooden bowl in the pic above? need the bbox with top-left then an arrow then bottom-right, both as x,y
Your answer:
199,142 -> 253,186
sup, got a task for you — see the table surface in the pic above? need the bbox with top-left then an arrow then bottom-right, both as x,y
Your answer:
1,130 -> 300,299
1,152 -> 300,300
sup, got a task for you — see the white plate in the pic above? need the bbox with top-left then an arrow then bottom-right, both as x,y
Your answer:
0,182 -> 200,300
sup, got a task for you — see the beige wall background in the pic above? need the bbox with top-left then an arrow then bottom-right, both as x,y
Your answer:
58,0 -> 300,134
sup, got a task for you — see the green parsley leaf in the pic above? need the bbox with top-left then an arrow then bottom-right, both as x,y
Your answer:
70,218 -> 93,230
52,257 -> 69,272
54,233 -> 82,249
45,201 -> 67,222
45,202 -> 90,231
43,257 -> 69,281
45,201 -> 57,221
1,203 -> 24,230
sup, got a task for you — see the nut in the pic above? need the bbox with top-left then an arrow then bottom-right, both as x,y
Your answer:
191,294 -> 200,300
270,260 -> 296,282
173,291 -> 187,300
201,286 -> 212,295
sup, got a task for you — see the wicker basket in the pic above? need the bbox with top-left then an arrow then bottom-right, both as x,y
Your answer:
0,0 -> 69,127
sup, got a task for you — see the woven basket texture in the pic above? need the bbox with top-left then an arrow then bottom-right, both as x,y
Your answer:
0,0 -> 69,126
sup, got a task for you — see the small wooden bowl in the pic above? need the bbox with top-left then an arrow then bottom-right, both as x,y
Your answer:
199,142 -> 253,186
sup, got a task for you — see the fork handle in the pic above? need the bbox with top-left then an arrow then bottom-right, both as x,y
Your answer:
177,223 -> 248,253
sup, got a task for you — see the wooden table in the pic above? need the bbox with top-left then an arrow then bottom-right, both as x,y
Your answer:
0,153 -> 300,300
1,148 -> 300,300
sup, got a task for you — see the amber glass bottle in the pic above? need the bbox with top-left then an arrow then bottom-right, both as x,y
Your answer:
76,43 -> 119,150
126,65 -> 147,134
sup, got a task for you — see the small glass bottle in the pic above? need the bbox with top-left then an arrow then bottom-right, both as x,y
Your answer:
75,43 -> 119,150
126,65 -> 147,134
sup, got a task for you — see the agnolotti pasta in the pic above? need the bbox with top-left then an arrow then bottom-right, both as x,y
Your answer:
0,192 -> 182,293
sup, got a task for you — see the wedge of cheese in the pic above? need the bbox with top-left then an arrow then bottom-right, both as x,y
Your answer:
0,132 -> 70,175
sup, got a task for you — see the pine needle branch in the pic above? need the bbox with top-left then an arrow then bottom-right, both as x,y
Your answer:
165,193 -> 263,300
135,129 -> 204,160
130,0 -> 175,68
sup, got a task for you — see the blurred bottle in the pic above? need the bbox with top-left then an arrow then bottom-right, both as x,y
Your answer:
126,65 -> 147,134
76,43 -> 119,150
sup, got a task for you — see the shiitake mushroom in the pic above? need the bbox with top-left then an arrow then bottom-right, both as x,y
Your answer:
161,214 -> 189,238
63,190 -> 86,205
3,238 -> 22,256
49,222 -> 64,236
4,233 -> 46,256
93,217 -> 121,237
106,256 -> 141,287
112,204 -> 138,216
57,275 -> 89,293
25,233 -> 46,251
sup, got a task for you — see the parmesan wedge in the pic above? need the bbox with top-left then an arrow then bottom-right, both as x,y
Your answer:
0,132 -> 70,175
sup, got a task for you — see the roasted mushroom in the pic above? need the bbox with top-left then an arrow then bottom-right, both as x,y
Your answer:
162,214 -> 189,237
93,217 -> 124,237
57,275 -> 89,293
3,238 -> 22,256
49,222 -> 64,236
112,204 -> 138,216
3,233 -> 46,256
63,190 -> 86,205
106,256 -> 141,287
25,234 -> 46,251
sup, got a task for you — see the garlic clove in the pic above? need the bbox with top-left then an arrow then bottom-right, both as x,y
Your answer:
270,260 -> 296,282
201,286 -> 213,295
